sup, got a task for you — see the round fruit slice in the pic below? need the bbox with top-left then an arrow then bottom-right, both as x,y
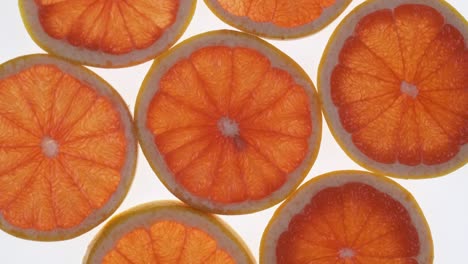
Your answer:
318,0 -> 468,178
84,201 -> 255,264
135,30 -> 322,214
204,0 -> 352,39
260,170 -> 433,264
0,54 -> 137,241
19,0 -> 196,68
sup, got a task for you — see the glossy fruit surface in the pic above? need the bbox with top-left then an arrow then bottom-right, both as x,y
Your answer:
0,54 -> 137,240
84,201 -> 255,264
204,0 -> 352,38
319,0 -> 467,178
136,30 -> 322,214
261,170 -> 433,264
19,0 -> 197,67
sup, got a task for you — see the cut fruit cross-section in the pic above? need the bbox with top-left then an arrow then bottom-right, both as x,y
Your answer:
83,201 -> 256,264
19,0 -> 197,68
204,0 -> 352,38
261,170 -> 433,264
0,54 -> 137,241
135,30 -> 322,214
318,0 -> 468,178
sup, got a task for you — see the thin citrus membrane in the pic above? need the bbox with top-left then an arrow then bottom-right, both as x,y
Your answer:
318,0 -> 468,178
84,201 -> 256,264
260,170 -> 433,264
135,30 -> 322,214
204,0 -> 352,39
0,54 -> 137,241
19,0 -> 197,67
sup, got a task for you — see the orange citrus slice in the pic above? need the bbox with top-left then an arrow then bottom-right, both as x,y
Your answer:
0,54 -> 137,241
260,170 -> 433,264
135,30 -> 322,214
318,0 -> 468,178
83,201 -> 256,264
204,0 -> 352,39
19,0 -> 196,68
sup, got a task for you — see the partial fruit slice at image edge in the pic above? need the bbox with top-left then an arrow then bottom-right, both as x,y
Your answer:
135,29 -> 322,214
0,54 -> 137,241
318,0 -> 468,178
260,170 -> 433,264
204,0 -> 352,39
83,201 -> 256,264
19,0 -> 197,68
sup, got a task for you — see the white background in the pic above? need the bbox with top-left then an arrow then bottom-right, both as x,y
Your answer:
0,1 -> 466,263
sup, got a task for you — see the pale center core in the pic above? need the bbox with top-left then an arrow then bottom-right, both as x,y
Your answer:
400,81 -> 419,98
41,137 -> 59,158
339,248 -> 355,259
217,117 -> 239,137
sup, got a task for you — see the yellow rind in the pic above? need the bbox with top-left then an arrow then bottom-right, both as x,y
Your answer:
83,200 -> 256,264
317,0 -> 468,179
259,170 -> 434,264
135,29 -> 322,214
0,54 -> 138,241
18,0 -> 198,68
203,0 -> 352,39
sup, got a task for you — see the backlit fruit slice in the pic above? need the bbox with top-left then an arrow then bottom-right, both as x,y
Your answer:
204,0 -> 352,39
83,201 -> 256,264
0,54 -> 137,241
318,0 -> 468,178
19,0 -> 196,68
260,170 -> 433,264
135,30 -> 322,214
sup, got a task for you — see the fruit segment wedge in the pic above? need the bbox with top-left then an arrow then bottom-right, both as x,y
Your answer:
261,170 -> 433,264
0,54 -> 137,240
318,0 -> 468,178
204,0 -> 352,38
136,30 -> 322,214
19,0 -> 197,67
83,201 -> 255,264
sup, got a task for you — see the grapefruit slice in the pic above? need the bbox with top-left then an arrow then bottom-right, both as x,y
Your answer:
19,0 -> 196,68
83,201 -> 255,264
318,0 -> 468,178
204,0 -> 352,39
260,170 -> 433,264
0,54 -> 137,241
135,30 -> 322,214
